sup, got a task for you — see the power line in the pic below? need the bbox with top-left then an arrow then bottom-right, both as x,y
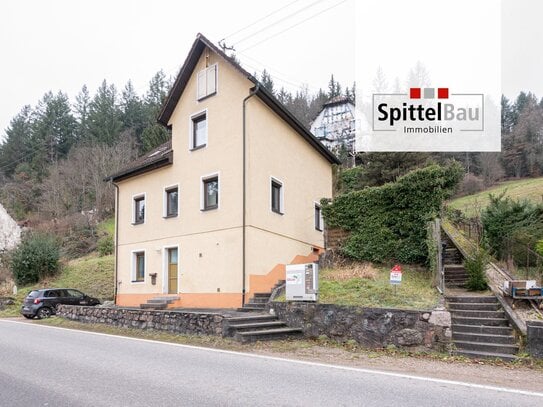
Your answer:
237,53 -> 321,93
231,0 -> 327,47
239,0 -> 347,53
220,0 -> 304,43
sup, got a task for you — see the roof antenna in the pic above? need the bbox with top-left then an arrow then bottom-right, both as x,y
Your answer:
218,40 -> 236,53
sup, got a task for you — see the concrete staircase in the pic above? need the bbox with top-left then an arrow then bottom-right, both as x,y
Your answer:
140,296 -> 180,310
442,236 -> 468,288
238,280 -> 285,312
223,314 -> 303,343
447,295 -> 519,361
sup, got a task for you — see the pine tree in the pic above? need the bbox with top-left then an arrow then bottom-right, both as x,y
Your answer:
121,80 -> 145,139
30,91 -> 77,175
87,80 -> 122,145
74,85 -> 91,142
0,106 -> 33,177
260,69 -> 275,95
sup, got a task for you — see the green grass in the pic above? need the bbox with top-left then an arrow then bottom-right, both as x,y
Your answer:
449,177 -> 543,216
0,253 -> 114,318
317,265 -> 439,310
98,217 -> 115,237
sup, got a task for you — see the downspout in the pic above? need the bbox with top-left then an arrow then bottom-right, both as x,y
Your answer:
112,181 -> 120,304
242,83 -> 260,307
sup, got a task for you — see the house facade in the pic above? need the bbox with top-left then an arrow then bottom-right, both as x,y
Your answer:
108,34 -> 339,309
310,96 -> 356,166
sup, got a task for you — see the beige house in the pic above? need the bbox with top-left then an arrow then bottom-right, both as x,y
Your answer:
107,34 -> 339,309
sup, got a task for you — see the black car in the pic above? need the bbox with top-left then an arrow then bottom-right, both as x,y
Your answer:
21,288 -> 100,319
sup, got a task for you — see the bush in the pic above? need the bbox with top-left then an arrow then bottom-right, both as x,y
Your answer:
481,193 -> 543,261
322,163 -> 463,264
10,233 -> 60,285
458,173 -> 485,196
97,235 -> 114,256
464,249 -> 488,291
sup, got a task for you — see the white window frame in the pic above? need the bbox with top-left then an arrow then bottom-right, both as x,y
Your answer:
270,176 -> 284,215
196,63 -> 218,101
314,201 -> 324,232
131,249 -> 146,284
132,193 -> 146,225
162,245 -> 180,294
200,172 -> 220,211
163,184 -> 179,218
189,109 -> 208,150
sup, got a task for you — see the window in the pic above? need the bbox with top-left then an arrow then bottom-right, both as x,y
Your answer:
197,64 -> 217,100
164,186 -> 179,217
134,196 -> 145,224
134,251 -> 145,282
203,176 -> 219,210
315,203 -> 323,231
271,178 -> 283,214
191,112 -> 207,149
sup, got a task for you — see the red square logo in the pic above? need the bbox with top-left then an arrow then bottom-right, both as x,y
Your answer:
438,88 -> 449,99
410,88 -> 421,99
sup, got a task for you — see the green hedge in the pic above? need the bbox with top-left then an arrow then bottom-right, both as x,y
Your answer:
322,163 -> 463,264
11,233 -> 60,285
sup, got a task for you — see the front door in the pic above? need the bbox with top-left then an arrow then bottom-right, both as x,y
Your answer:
167,248 -> 178,294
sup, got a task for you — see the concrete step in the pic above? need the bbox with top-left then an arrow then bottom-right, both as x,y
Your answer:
249,297 -> 269,304
140,303 -> 167,310
454,349 -> 519,362
445,277 -> 468,283
450,310 -> 505,319
228,321 -> 287,332
235,327 -> 303,343
253,293 -> 272,298
448,302 -> 501,311
452,323 -> 514,336
445,282 -> 467,288
452,331 -> 516,345
453,340 -> 518,355
451,316 -> 509,326
226,315 -> 278,324
444,265 -> 466,271
243,302 -> 266,309
237,306 -> 268,312
446,296 -> 498,304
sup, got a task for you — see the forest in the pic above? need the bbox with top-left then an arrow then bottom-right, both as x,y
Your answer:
1,65 -> 542,229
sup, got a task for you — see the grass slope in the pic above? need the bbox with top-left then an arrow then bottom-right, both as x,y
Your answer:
449,177 -> 543,216
318,265 -> 439,309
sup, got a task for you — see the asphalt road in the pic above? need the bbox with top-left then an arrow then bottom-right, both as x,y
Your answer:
0,320 -> 541,407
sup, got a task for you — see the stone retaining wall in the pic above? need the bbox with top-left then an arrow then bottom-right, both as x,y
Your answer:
271,302 -> 451,351
527,320 -> 543,359
57,305 -> 224,336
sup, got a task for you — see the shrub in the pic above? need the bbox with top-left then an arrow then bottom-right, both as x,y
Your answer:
322,163 -> 463,264
10,233 -> 60,285
458,173 -> 485,196
464,249 -> 488,291
481,193 -> 543,261
97,235 -> 114,256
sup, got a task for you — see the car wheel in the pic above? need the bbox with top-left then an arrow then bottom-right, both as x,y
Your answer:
36,307 -> 52,319
23,315 -> 33,319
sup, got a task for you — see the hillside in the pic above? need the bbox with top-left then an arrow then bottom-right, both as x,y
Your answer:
449,177 -> 543,216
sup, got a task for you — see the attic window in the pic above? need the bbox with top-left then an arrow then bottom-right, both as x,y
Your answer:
197,64 -> 217,100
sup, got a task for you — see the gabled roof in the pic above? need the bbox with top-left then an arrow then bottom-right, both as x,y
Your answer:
105,140 -> 173,182
158,33 -> 340,165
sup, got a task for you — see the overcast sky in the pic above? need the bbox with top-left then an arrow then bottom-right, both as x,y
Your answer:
0,0 -> 540,141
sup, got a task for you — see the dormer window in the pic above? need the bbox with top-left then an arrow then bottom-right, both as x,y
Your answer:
197,64 -> 217,100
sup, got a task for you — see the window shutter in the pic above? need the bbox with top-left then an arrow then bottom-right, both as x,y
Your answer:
197,70 -> 207,100
206,65 -> 217,95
